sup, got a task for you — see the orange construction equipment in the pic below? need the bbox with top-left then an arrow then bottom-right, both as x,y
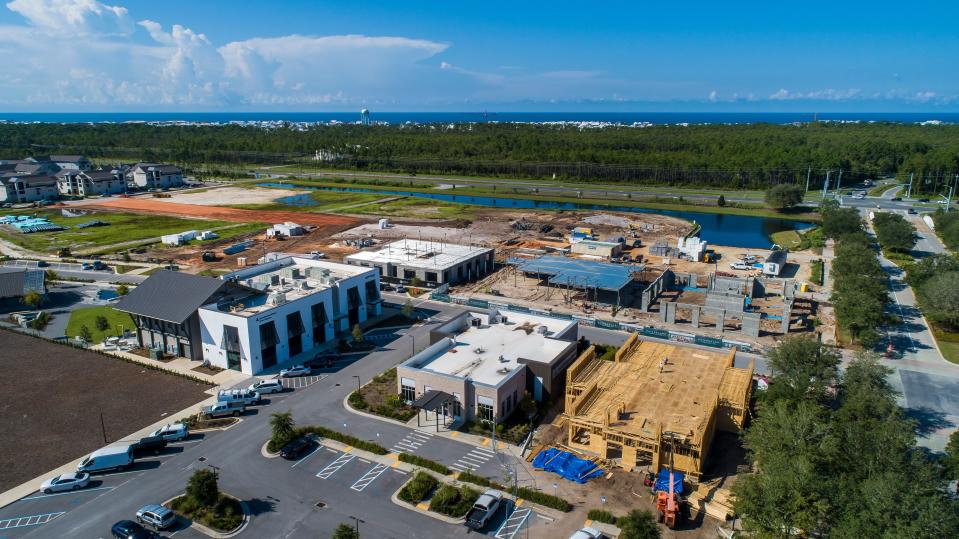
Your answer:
656,435 -> 682,529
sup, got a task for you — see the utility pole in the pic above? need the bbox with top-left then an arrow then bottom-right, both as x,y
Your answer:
804,167 -> 811,193
822,171 -> 831,199
907,173 -> 914,199
99,409 -> 108,444
349,515 -> 364,538
835,169 -> 843,194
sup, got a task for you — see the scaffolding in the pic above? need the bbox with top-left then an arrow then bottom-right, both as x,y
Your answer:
564,334 -> 753,479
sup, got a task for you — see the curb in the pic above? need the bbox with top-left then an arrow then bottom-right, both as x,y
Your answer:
260,440 -> 280,459
389,479 -> 464,525
162,493 -> 251,538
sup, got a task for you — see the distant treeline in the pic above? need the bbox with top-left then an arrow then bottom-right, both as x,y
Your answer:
3,122 -> 959,192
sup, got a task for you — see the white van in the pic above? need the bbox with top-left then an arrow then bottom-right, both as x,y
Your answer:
77,445 -> 134,473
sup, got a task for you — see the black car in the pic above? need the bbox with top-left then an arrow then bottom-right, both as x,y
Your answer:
891,197 -> 903,201
280,436 -> 314,460
907,208 -> 918,215
918,198 -> 930,203
132,435 -> 168,456
111,519 -> 156,538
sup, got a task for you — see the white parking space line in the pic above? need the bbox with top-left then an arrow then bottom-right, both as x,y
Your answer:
316,453 -> 355,479
0,512 -> 65,530
290,445 -> 322,468
21,486 -> 114,501
280,374 -> 327,390
495,508 -> 532,539
350,463 -> 389,492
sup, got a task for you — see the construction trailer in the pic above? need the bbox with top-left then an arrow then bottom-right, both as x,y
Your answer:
762,250 -> 787,277
564,334 -> 753,480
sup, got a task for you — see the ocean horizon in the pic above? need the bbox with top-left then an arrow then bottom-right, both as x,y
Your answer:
0,111 -> 957,125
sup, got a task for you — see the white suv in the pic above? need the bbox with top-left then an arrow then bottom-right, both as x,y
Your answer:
150,423 -> 189,442
249,379 -> 284,394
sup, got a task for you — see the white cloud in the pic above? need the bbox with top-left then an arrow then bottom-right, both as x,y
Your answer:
7,0 -> 130,34
708,90 -> 718,102
768,88 -> 862,101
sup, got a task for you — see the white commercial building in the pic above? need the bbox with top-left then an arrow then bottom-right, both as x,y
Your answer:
397,310 -> 578,424
198,256 -> 381,374
161,230 -> 198,246
344,238 -> 494,286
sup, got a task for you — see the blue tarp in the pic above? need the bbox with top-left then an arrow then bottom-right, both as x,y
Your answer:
653,468 -> 685,495
532,448 -> 605,484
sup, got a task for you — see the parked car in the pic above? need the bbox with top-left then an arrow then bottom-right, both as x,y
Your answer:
938,199 -> 952,205
36,260 -> 49,268
217,388 -> 262,405
249,379 -> 284,394
77,445 -> 134,473
280,436 -> 315,460
111,519 -> 156,539
150,423 -> 189,442
729,262 -> 752,271
891,196 -> 903,201
395,284 -> 407,293
279,364 -> 311,378
81,262 -> 94,271
465,489 -> 504,530
40,472 -> 90,494
135,504 -> 176,531
201,402 -> 245,418
132,435 -> 168,456
907,208 -> 918,215
569,528 -> 606,539
918,198 -> 930,203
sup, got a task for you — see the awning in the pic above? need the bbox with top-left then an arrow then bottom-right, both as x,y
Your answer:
412,390 -> 453,412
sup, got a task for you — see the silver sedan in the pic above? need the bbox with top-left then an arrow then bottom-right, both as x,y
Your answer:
40,472 -> 90,494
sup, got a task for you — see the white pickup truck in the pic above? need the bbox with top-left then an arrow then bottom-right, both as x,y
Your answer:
201,402 -> 245,418
465,489 -> 504,530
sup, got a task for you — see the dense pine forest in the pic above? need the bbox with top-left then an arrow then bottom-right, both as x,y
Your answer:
3,122 -> 959,192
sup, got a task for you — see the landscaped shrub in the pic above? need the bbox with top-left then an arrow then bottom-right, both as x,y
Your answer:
299,425 -> 388,455
510,487 -> 572,512
399,453 -> 451,474
456,470 -> 506,490
587,509 -> 616,524
398,471 -> 437,504
429,484 -> 480,517
348,391 -> 368,410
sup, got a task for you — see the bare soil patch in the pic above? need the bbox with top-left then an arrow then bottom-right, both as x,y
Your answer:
0,329 -> 210,492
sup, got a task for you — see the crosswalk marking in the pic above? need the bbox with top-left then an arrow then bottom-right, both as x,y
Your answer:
350,463 -> 389,492
0,512 -> 65,530
452,446 -> 497,471
316,453 -> 355,479
390,430 -> 433,454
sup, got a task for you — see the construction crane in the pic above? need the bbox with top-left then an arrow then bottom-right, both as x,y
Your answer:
656,433 -> 682,529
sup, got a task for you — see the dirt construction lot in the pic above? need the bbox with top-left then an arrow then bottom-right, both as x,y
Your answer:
0,329 -> 211,492
86,197 -> 362,228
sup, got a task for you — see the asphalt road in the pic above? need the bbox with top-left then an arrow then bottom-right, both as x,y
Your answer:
1,260 -> 146,284
0,299 -> 540,539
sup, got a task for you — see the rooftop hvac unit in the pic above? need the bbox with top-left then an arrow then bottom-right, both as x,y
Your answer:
497,366 -> 511,374
536,325 -> 548,335
498,355 -> 508,363
473,347 -> 486,354
268,292 -> 287,306
298,280 -> 310,290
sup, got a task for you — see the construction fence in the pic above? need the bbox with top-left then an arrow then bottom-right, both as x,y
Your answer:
429,292 -> 757,353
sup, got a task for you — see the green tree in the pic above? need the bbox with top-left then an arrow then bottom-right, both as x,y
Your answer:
872,212 -> 917,253
946,430 -> 959,480
95,315 -> 110,332
269,411 -> 296,447
116,284 -> 130,296
352,324 -> 364,343
764,184 -> 805,211
763,336 -> 840,405
401,300 -> 414,319
716,194 -> 726,207
821,206 -> 863,239
917,272 -> 959,327
21,290 -> 43,309
906,253 -> 959,288
331,523 -> 359,539
616,510 -> 661,539
44,269 -> 59,281
78,324 -> 93,343
185,468 -> 218,508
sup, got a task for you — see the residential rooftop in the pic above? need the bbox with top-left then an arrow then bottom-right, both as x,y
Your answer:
405,311 -> 576,387
207,256 -> 371,317
346,238 -> 492,270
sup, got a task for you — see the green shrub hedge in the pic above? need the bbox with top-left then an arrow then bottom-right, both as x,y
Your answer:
587,509 -> 616,524
510,487 -> 572,512
429,485 -> 480,518
398,472 -> 437,504
456,470 -> 506,490
298,426 -> 388,455
398,453 -> 451,474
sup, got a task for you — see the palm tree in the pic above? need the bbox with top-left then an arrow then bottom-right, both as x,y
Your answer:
270,411 -> 295,445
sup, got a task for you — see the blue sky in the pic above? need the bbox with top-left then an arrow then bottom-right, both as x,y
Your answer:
0,0 -> 954,111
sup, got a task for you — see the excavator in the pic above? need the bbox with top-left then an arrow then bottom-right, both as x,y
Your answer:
656,436 -> 683,529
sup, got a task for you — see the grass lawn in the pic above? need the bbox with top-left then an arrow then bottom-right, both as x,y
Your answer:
931,325 -> 959,365
770,230 -> 803,250
66,306 -> 135,342
345,196 -> 479,220
0,209 -> 244,255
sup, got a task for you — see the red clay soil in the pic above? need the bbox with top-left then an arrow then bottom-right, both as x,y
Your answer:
86,198 -> 362,228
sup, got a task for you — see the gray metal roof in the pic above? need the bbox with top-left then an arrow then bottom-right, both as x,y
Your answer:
0,267 -> 44,299
114,270 -> 228,324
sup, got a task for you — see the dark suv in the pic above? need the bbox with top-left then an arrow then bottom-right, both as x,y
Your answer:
111,519 -> 156,538
132,435 -> 168,456
280,436 -> 315,460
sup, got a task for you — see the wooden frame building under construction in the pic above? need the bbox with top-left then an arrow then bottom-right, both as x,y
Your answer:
564,334 -> 753,479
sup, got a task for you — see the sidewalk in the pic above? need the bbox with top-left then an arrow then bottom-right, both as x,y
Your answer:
92,345 -> 251,387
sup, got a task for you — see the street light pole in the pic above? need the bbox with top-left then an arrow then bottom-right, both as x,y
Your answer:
349,515 -> 364,538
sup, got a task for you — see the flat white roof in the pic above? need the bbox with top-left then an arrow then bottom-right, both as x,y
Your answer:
204,256 -> 373,316
346,239 -> 492,271
411,311 -> 574,387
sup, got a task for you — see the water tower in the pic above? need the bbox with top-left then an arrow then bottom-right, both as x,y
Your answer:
360,108 -> 371,126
